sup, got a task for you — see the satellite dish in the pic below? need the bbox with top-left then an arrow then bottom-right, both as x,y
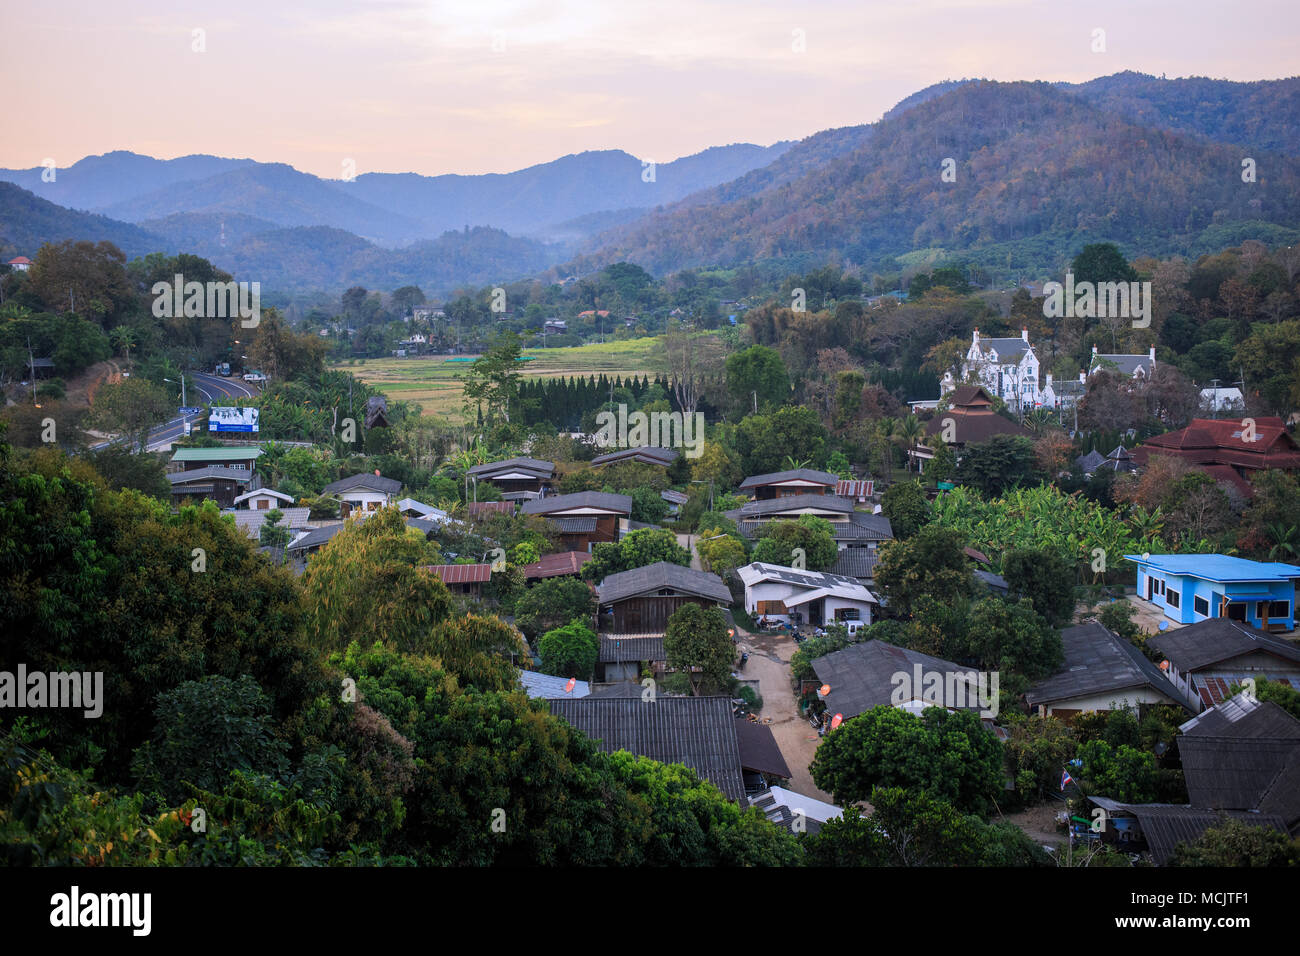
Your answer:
1158,621 -> 1168,631
818,684 -> 831,697
831,713 -> 843,730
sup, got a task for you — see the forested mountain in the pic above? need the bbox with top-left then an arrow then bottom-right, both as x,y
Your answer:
0,181 -> 165,260
577,78 -> 1300,276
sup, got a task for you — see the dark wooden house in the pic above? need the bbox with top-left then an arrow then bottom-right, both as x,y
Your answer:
596,561 -> 732,633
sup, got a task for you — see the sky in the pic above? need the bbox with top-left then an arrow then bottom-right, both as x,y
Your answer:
2,0 -> 1297,179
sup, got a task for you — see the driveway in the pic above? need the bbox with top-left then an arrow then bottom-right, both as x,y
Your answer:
737,627 -> 834,803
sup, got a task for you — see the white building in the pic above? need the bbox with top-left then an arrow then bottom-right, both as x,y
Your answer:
322,472 -> 401,517
943,328 -> 1041,410
1089,344 -> 1157,380
737,562 -> 878,629
234,488 -> 295,511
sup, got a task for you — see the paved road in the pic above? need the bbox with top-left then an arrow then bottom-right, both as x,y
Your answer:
91,371 -> 256,452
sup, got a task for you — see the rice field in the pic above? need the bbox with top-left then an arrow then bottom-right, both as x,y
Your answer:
332,336 -> 670,420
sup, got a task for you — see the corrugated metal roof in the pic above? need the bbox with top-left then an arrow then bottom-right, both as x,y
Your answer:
323,472 -> 402,495
518,670 -> 590,699
168,466 -> 253,484
523,551 -> 589,579
547,696 -> 747,803
1150,618 -> 1300,672
809,640 -> 984,720
467,457 -> 555,478
597,561 -> 731,605
421,563 -> 492,584
550,516 -> 598,533
522,492 -> 632,515
598,635 -> 665,663
739,469 -> 839,489
733,719 -> 792,778
1025,621 -> 1187,708
171,446 -> 263,462
591,446 -> 678,467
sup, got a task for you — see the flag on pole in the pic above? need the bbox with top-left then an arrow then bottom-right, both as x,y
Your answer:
1060,769 -> 1074,791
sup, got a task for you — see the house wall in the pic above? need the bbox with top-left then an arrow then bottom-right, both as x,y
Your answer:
1036,687 -> 1178,717
1136,569 -> 1296,629
606,595 -> 715,632
340,491 -> 391,517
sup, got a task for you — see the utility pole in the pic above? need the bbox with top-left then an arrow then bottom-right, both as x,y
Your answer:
26,337 -> 37,405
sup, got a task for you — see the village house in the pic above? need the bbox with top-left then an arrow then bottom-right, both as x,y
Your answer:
916,386 -> 1032,471
522,550 -> 590,582
596,561 -> 732,633
167,445 -> 263,509
547,696 -> 748,803
590,445 -> 679,468
521,491 -> 631,551
808,640 -> 988,721
1147,618 -> 1300,710
1025,621 -> 1189,718
466,457 -> 556,501
1132,417 -> 1300,495
737,562 -> 878,629
726,493 -> 893,555
322,472 -> 402,517
1124,553 -> 1300,632
420,563 -> 492,598
234,488 -> 294,511
229,507 -> 312,541
7,256 -> 32,272
749,786 -> 843,836
738,468 -> 839,499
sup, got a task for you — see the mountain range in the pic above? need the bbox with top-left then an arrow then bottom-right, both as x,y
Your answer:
3,72 -> 1298,296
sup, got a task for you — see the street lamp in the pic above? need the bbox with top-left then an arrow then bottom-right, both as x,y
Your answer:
164,373 -> 188,408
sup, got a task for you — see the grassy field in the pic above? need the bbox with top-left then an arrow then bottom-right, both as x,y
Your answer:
332,336 -> 668,420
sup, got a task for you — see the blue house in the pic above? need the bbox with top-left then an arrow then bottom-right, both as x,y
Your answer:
1124,554 -> 1300,632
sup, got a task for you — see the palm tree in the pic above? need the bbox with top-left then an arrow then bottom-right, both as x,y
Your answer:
1266,523 -> 1300,562
875,417 -> 899,483
782,455 -> 813,470
108,326 -> 137,370
898,415 -> 925,473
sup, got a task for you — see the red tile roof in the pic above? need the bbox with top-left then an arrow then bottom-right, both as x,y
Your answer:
1137,418 -> 1300,473
420,563 -> 492,584
523,550 -> 590,580
8,256 -> 32,265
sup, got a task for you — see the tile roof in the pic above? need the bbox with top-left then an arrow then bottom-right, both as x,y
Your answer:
738,469 -> 839,490
467,500 -> 515,517
829,548 -> 881,579
1137,417 -> 1300,471
229,508 -> 312,539
549,516 -> 598,533
1177,698 -> 1300,818
733,719 -> 792,778
596,561 -> 732,605
809,640 -> 985,720
322,472 -> 402,495
521,492 -> 632,515
590,446 -> 679,467
1024,621 -> 1187,709
597,635 -> 666,662
734,493 -> 856,519
467,457 -> 555,479
1148,618 -> 1300,672
547,696 -> 748,803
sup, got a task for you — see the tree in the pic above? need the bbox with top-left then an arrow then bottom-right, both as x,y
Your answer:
1168,818 -> 1300,867
513,576 -> 596,641
1004,715 -> 1079,804
627,485 -> 670,524
810,707 -> 1003,813
1234,319 -> 1300,414
1002,548 -> 1075,626
735,405 -> 828,475
965,597 -> 1063,686
88,376 -> 172,451
462,331 -> 525,425
582,527 -> 690,581
27,239 -> 133,322
696,528 -> 748,581
873,524 -> 974,618
956,435 -> 1039,497
130,675 -> 290,805
898,415 -> 925,473
925,441 -> 957,482
258,508 -> 293,548
245,309 -> 328,382
881,480 -> 930,538
1075,739 -> 1159,803
751,514 -> 838,571
663,325 -> 724,416
1071,243 -> 1138,286
537,619 -> 599,680
663,603 -> 734,696
725,344 -> 790,415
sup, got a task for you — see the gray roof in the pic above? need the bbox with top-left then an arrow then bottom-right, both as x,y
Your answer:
733,719 -> 792,778
1092,353 -> 1153,377
286,522 -> 346,551
467,457 -> 555,479
974,569 -> 1009,593
597,561 -> 731,605
229,508 -> 312,539
1075,450 -> 1106,473
598,635 -> 666,663
980,337 -> 1032,362
1177,697 -> 1300,813
829,548 -> 881,580
733,494 -> 856,520
549,516 -> 598,533
587,680 -> 647,698
809,640 -> 984,721
521,491 -> 632,516
168,466 -> 253,484
841,511 -> 894,541
547,696 -> 747,803
738,469 -> 839,490
1089,799 -> 1289,866
1024,621 -> 1188,709
1149,618 -> 1300,673
518,670 -> 590,700
323,472 -> 402,495
590,446 -> 679,467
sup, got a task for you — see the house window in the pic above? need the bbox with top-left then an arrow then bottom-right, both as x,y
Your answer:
1227,602 -> 1247,622
1166,589 -> 1180,610
1268,600 -> 1290,619
1194,595 -> 1209,617
834,608 -> 861,621
756,600 -> 787,615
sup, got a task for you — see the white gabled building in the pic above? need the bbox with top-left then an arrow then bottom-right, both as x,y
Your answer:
737,562 -> 878,629
943,328 -> 1042,410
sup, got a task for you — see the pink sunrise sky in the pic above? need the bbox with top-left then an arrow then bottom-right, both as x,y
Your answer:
2,0 -> 1297,179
